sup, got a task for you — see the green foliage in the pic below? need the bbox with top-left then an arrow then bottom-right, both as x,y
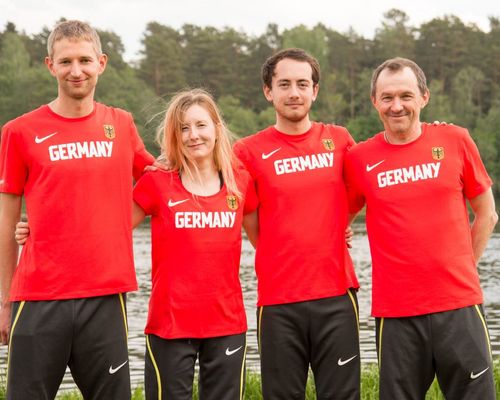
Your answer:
346,112 -> 383,143
373,9 -> 416,63
139,22 -> 186,96
0,32 -> 56,126
451,66 -> 485,129
473,102 -> 500,199
218,95 -> 259,137
95,63 -> 160,155
282,24 -> 330,70
421,79 -> 456,123
1,11 -> 500,205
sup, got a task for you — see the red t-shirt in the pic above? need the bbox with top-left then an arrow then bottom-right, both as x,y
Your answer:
344,124 -> 492,317
234,122 -> 359,306
133,168 -> 258,339
0,103 -> 154,301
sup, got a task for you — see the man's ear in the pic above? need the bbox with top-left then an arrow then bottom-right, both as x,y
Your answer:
262,84 -> 273,103
312,84 -> 319,101
421,90 -> 430,109
98,53 -> 108,75
263,84 -> 273,102
45,56 -> 56,77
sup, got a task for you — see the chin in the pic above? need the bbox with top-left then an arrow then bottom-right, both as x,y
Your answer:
284,112 -> 308,123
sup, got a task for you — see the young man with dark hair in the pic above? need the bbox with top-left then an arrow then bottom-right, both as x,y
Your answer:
235,48 -> 360,400
344,57 -> 498,400
0,20 -> 154,399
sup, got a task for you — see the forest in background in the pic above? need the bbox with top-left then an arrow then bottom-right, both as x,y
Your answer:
1,9 -> 499,200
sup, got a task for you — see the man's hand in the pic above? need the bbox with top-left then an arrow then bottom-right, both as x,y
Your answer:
144,160 -> 170,172
0,303 -> 11,345
15,221 -> 29,245
345,226 -> 353,249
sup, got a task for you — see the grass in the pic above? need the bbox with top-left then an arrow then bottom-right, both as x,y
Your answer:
1,361 -> 499,399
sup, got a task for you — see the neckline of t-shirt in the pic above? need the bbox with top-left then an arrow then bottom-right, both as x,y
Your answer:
43,102 -> 98,122
175,171 -> 227,200
380,123 -> 428,148
270,122 -> 317,141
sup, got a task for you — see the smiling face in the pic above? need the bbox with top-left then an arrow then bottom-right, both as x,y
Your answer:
180,104 -> 217,165
45,38 -> 107,102
372,66 -> 429,142
263,58 -> 319,126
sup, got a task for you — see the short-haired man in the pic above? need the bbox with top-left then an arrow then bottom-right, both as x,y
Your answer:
235,48 -> 360,399
0,20 -> 154,398
344,57 -> 498,399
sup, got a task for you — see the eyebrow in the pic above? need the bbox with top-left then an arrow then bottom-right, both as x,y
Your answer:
379,90 -> 414,97
276,78 -> 311,83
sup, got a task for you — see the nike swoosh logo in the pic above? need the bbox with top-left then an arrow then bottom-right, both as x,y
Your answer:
470,367 -> 489,379
168,199 -> 189,207
262,148 -> 281,160
35,132 -> 58,144
225,346 -> 243,356
109,360 -> 128,374
338,355 -> 357,366
366,160 -> 385,172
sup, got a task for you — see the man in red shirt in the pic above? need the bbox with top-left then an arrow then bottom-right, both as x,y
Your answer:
344,57 -> 498,399
0,20 -> 153,399
235,48 -> 360,399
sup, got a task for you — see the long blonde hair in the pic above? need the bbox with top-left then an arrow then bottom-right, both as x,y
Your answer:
157,89 -> 242,199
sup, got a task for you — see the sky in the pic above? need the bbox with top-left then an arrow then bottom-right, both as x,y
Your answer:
1,0 -> 499,62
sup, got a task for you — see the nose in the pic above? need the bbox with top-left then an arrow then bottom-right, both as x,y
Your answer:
288,83 -> 300,98
390,97 -> 403,112
188,126 -> 200,140
70,61 -> 82,77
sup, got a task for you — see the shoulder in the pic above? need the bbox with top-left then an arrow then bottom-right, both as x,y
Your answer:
235,126 -> 273,147
234,127 -> 274,162
95,102 -> 134,122
425,123 -> 469,140
315,122 -> 350,137
347,132 -> 384,158
233,162 -> 252,182
137,169 -> 177,186
313,122 -> 355,148
2,106 -> 47,132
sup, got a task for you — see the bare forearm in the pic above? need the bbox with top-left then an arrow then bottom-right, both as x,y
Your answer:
471,210 -> 498,264
0,194 -> 21,305
0,194 -> 21,302
0,193 -> 21,344
348,212 -> 359,225
469,189 -> 498,264
243,210 -> 259,249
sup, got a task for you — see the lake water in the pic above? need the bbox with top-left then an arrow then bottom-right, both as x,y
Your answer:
1,225 -> 499,393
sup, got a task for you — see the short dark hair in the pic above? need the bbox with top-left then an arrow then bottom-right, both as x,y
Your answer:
371,57 -> 428,98
261,48 -> 320,89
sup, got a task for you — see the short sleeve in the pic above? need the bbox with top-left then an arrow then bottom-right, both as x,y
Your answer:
343,127 -> 356,149
242,173 -> 258,215
133,172 -> 159,216
233,140 -> 253,176
461,129 -> 492,199
343,149 -> 366,214
129,114 -> 155,181
0,124 -> 28,195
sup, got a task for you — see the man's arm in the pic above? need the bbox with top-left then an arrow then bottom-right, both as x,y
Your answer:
348,212 -> 359,225
469,188 -> 498,264
243,210 -> 259,249
132,202 -> 146,229
0,193 -> 22,345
